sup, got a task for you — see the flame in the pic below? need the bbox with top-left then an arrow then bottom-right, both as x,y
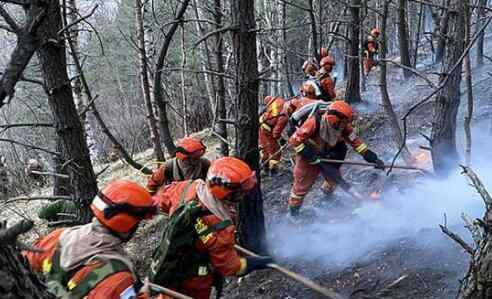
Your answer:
369,191 -> 381,200
413,151 -> 432,168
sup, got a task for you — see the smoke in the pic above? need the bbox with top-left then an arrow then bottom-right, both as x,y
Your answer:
268,151 -> 490,267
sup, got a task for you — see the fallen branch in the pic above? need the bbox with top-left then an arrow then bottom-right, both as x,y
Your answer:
461,166 -> 492,206
440,224 -> 474,255
0,138 -> 61,157
235,245 -> 346,299
28,170 -> 69,179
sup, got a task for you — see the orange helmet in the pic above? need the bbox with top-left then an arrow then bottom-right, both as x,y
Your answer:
319,47 -> 329,58
327,100 -> 353,121
320,56 -> 336,69
206,157 -> 257,200
91,180 -> 155,234
175,137 -> 206,160
371,28 -> 381,37
302,81 -> 317,98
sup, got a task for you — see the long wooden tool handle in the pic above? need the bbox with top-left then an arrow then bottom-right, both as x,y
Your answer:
320,158 -> 427,172
149,282 -> 194,299
235,245 -> 346,299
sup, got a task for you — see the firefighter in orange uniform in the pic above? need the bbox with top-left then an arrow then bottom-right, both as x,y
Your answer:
24,180 -> 156,299
302,47 -> 329,79
151,157 -> 273,299
315,55 -> 337,102
147,136 -> 210,194
285,81 -> 323,136
363,28 -> 381,75
259,96 -> 288,173
287,101 -> 384,217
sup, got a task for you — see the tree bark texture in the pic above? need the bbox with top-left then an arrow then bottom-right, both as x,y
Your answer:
398,0 -> 412,78
135,0 -> 164,161
463,0 -> 473,167
345,0 -> 361,104
0,3 -> 44,107
213,0 -> 229,156
430,0 -> 465,177
231,0 -> 266,253
36,0 -> 98,222
476,0 -> 487,66
153,0 -> 191,156
0,221 -> 54,299
435,0 -> 450,63
379,0 -> 413,165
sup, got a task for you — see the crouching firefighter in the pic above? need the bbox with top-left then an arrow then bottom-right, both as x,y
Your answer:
24,180 -> 157,299
259,96 -> 288,173
288,100 -> 385,217
147,136 -> 210,194
150,157 -> 273,299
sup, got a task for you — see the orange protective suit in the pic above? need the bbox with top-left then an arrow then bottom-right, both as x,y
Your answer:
288,115 -> 369,208
318,73 -> 337,102
147,157 -> 210,194
363,37 -> 379,75
259,97 -> 288,169
153,180 -> 246,299
24,229 -> 148,299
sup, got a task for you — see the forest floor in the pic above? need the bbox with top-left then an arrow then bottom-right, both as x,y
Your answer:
6,42 -> 492,299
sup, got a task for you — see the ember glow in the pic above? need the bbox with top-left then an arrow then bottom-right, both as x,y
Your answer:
413,151 -> 432,168
369,191 -> 381,200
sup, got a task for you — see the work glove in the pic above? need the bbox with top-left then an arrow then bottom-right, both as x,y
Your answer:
244,256 -> 274,275
299,145 -> 320,165
363,149 -> 385,170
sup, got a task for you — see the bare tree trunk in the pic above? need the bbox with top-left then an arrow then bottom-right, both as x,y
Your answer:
0,221 -> 54,298
135,0 -> 164,161
231,0 -> 266,253
180,24 -> 188,136
153,0 -> 191,156
476,0 -> 487,66
435,0 -> 450,63
413,3 -> 424,67
379,0 -> 413,165
308,0 -> 319,61
345,0 -> 362,104
36,0 -> 98,222
463,0 -> 473,166
213,0 -> 229,156
430,0 -> 465,177
398,0 -> 412,78
360,0 -> 367,92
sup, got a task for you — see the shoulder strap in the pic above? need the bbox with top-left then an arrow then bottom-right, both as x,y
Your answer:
179,180 -> 195,205
196,219 -> 233,238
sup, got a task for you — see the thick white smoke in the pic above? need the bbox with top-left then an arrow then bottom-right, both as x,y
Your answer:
268,146 -> 490,267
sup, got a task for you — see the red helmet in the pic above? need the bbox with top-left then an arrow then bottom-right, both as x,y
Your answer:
319,47 -> 329,58
328,100 -> 353,121
91,180 -> 155,234
371,28 -> 381,37
320,56 -> 336,69
206,157 -> 257,200
175,137 -> 206,160
302,81 -> 317,98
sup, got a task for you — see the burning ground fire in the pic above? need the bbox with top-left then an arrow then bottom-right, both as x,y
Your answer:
413,150 -> 432,169
369,191 -> 381,200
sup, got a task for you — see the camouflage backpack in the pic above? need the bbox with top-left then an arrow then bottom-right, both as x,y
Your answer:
43,249 -> 130,299
149,181 -> 232,287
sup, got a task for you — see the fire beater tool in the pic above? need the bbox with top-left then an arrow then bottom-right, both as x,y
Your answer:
235,245 -> 347,299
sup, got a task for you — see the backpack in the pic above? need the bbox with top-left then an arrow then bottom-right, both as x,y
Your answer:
287,101 -> 329,136
149,181 -> 232,288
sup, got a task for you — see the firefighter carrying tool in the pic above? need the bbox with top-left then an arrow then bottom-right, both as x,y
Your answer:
150,157 -> 273,299
259,96 -> 288,174
363,28 -> 381,76
287,100 -> 384,218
